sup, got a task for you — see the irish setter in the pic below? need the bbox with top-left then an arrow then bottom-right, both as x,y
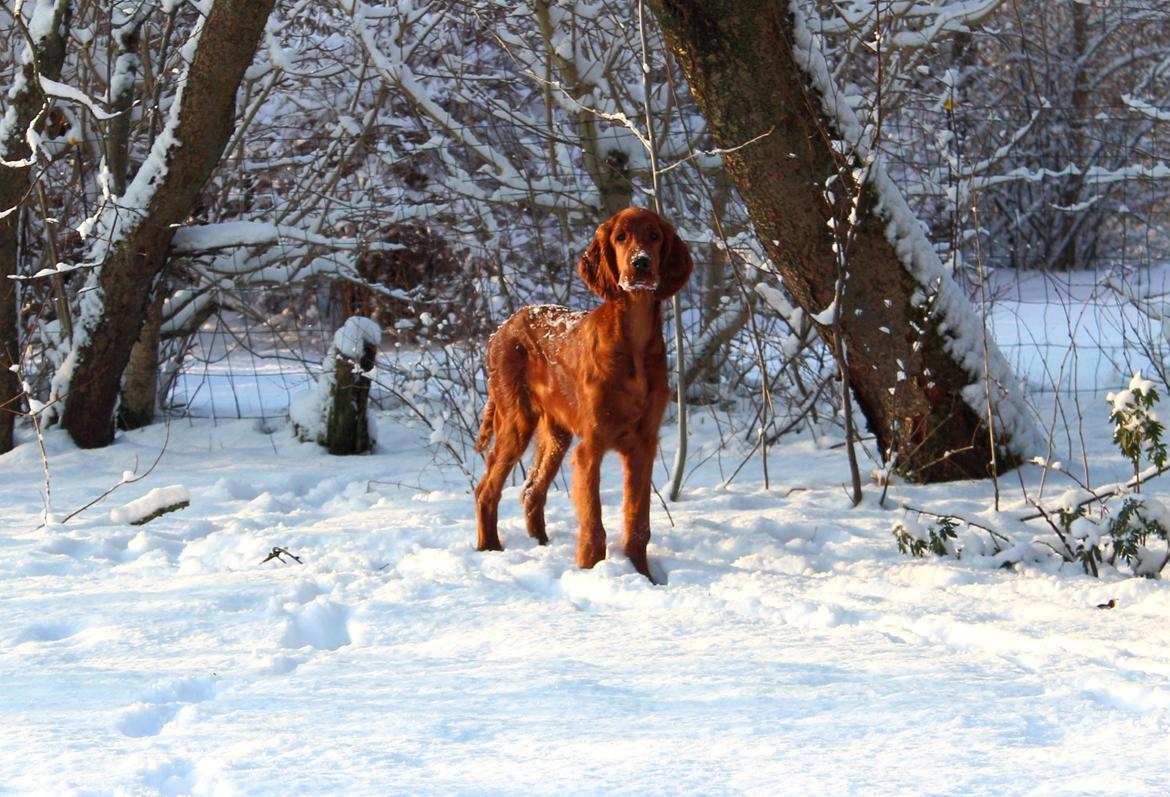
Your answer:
474,207 -> 693,581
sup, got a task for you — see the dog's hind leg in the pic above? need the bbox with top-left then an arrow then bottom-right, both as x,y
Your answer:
521,419 -> 571,545
475,410 -> 534,553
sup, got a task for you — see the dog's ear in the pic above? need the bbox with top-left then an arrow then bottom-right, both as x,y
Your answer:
655,219 -> 693,300
578,218 -> 621,300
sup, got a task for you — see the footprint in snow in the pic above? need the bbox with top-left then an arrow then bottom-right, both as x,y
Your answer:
13,621 -> 82,644
118,702 -> 183,738
138,757 -> 198,795
279,596 -> 353,651
116,674 -> 220,738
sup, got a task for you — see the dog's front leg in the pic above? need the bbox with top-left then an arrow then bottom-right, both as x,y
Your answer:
620,449 -> 654,581
571,438 -> 606,569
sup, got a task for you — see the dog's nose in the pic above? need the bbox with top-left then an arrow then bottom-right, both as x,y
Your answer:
632,253 -> 651,271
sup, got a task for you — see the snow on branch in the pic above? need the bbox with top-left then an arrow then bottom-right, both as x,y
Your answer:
0,0 -> 71,168
340,1 -> 566,205
170,221 -> 374,255
110,485 -> 191,526
1123,95 -> 1170,123
816,0 -> 1003,50
76,6 -> 211,262
339,0 -> 648,216
975,162 -> 1170,190
38,76 -> 119,121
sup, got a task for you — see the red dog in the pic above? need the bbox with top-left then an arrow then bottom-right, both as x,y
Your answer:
474,207 -> 693,580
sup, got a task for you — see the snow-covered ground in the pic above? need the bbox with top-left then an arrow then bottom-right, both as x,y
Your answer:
4,275 -> 1170,796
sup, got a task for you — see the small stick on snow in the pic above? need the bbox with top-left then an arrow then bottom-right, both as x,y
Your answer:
260,547 -> 303,565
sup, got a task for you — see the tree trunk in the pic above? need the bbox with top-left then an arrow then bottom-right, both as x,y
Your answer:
1052,2 -> 1091,271
58,0 -> 275,448
324,333 -> 377,456
0,0 -> 71,454
0,207 -> 20,452
649,0 -> 1036,481
117,281 -> 165,431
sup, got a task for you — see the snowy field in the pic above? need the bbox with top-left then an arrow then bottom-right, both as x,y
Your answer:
4,277 -> 1170,796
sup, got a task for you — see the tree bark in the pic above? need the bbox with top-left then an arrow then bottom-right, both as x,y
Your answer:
117,281 -> 165,431
0,0 -> 71,454
59,0 -> 275,448
649,0 -> 1035,481
0,211 -> 18,453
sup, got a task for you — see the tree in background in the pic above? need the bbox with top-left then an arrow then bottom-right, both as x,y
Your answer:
648,0 -> 1041,481
979,1 -> 1170,272
858,1 -> 1170,274
52,0 -> 275,447
0,0 -> 69,454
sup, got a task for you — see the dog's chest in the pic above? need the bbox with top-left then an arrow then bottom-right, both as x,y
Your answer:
612,349 -> 663,411
629,351 -> 648,393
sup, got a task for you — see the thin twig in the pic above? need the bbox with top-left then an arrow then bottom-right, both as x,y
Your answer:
34,422 -> 173,531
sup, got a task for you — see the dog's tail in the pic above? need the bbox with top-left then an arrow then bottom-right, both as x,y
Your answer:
474,396 -> 494,453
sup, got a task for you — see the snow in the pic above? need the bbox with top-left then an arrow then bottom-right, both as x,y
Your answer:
263,13 -> 292,72
332,316 -> 381,359
811,298 -> 839,325
4,360 -> 1170,794
288,381 -> 328,443
1108,372 -> 1158,417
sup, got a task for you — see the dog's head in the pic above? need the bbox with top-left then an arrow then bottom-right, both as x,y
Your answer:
578,207 -> 693,302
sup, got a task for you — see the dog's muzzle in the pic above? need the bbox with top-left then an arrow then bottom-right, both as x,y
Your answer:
621,251 -> 657,291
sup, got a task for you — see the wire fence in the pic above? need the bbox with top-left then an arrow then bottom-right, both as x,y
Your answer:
161,258 -> 1170,432
158,102 -> 1170,427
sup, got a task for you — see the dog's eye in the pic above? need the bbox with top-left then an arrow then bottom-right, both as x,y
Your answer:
615,232 -> 626,242
650,231 -> 660,241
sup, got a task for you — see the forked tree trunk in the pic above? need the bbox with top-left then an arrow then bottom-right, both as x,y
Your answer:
58,0 -> 275,448
649,0 -> 1037,481
0,0 -> 71,454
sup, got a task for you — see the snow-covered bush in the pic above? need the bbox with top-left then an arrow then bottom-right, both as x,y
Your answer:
892,515 -> 959,559
1041,493 -> 1170,579
1107,372 -> 1168,485
895,371 -> 1170,578
1107,496 -> 1170,577
1048,375 -> 1170,577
